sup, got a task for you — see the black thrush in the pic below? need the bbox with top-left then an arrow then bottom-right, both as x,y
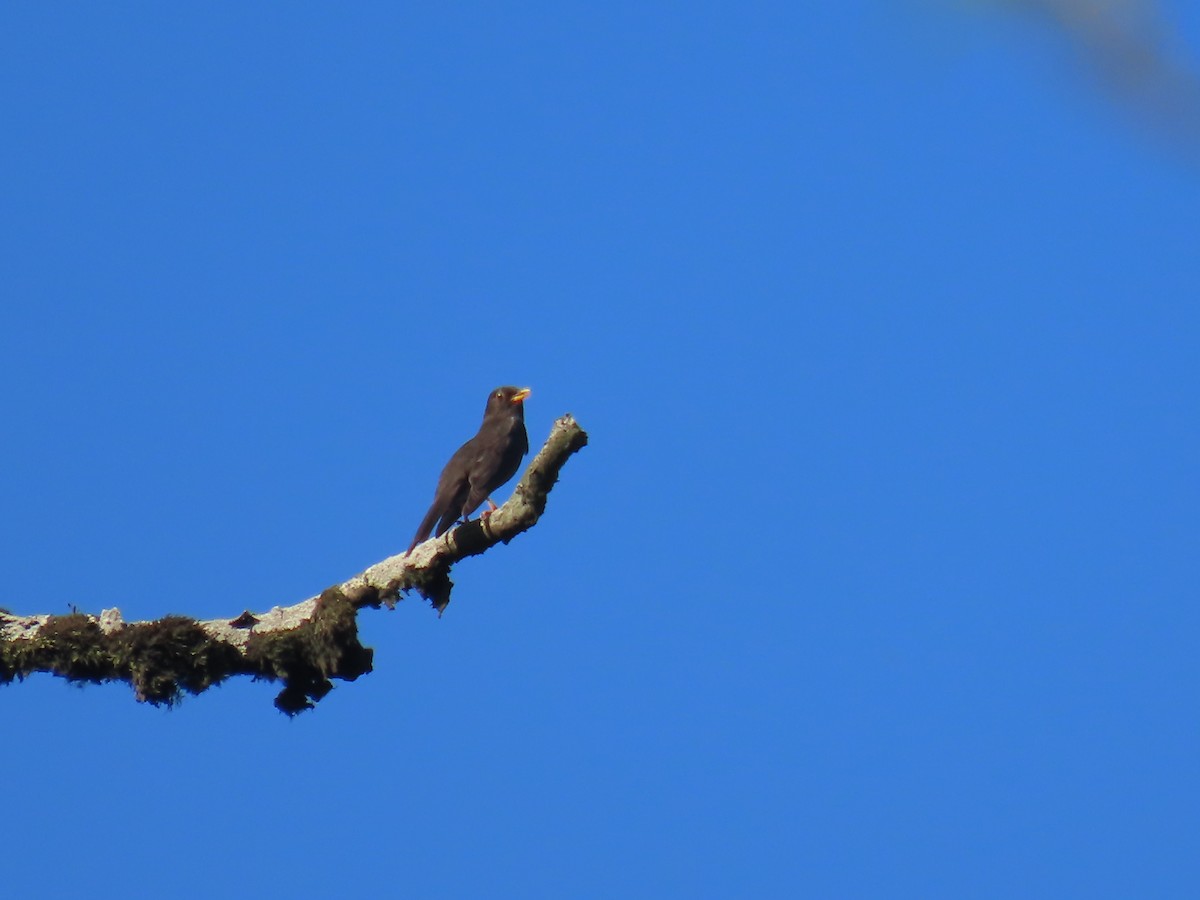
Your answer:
406,386 -> 531,555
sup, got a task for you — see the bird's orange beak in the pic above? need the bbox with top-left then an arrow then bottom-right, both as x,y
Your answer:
512,387 -> 531,403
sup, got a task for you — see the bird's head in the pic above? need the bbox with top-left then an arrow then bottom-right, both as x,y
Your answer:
486,386 -> 531,416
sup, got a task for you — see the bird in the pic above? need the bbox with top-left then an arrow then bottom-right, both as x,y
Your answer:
406,386 -> 531,555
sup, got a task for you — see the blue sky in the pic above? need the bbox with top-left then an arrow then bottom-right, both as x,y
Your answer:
2,3 -> 1197,897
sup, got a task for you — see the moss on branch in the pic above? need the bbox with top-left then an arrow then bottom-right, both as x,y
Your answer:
0,415 -> 588,714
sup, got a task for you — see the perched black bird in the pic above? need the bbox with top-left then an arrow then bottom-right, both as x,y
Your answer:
406,386 -> 531,555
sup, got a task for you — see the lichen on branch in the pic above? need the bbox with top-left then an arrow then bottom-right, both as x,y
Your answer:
0,414 -> 587,714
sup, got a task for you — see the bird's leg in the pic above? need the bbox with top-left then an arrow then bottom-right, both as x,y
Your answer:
481,497 -> 499,520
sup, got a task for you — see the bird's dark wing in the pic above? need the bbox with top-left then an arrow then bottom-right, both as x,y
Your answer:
407,501 -> 444,556
434,503 -> 464,538
462,425 -> 528,516
406,439 -> 475,554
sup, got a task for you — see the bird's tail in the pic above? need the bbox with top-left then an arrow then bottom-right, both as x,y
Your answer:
406,504 -> 442,556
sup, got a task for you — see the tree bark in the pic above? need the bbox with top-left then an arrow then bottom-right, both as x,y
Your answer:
0,414 -> 588,714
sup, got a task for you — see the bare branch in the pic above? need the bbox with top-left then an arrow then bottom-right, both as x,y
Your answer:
0,415 -> 588,713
